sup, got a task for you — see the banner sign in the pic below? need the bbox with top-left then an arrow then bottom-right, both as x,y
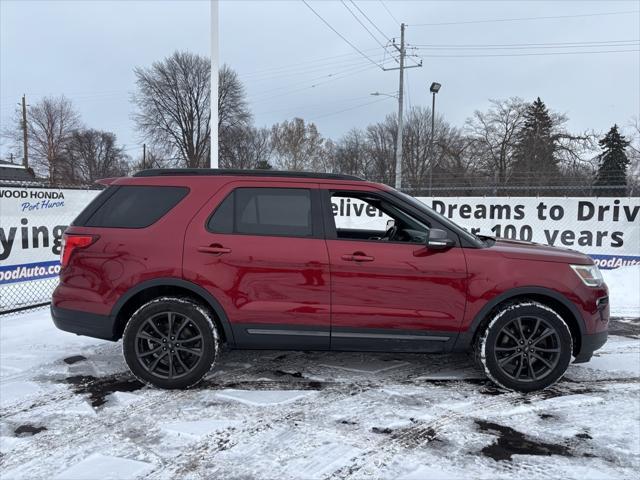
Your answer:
1,188 -> 639,287
0,187 -> 99,285
332,196 -> 640,270
423,197 -> 639,269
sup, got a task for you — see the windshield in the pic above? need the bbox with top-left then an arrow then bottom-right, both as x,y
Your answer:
391,190 -> 484,246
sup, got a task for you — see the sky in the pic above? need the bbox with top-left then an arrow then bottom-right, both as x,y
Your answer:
1,0 -> 639,163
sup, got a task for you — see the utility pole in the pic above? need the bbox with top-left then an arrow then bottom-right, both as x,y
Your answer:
142,143 -> 146,170
21,95 -> 29,168
210,0 -> 219,168
395,23 -> 405,191
385,24 -> 421,190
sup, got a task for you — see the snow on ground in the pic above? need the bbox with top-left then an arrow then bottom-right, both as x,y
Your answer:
1,309 -> 639,479
602,265 -> 640,318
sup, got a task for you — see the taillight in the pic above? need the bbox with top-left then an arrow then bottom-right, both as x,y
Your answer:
60,234 -> 97,268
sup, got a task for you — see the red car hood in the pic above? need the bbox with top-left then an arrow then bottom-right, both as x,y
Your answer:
490,238 -> 593,265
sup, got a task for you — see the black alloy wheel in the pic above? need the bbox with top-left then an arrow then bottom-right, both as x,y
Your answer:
476,301 -> 572,392
492,316 -> 561,383
123,297 -> 219,389
135,311 -> 204,380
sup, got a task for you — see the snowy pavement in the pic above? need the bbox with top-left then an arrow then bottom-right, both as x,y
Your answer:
0,310 -> 639,480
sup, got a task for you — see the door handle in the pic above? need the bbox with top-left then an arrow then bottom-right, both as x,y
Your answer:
198,244 -> 231,255
341,252 -> 374,262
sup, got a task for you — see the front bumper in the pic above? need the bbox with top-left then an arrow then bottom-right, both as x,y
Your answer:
573,330 -> 608,363
51,305 -> 118,341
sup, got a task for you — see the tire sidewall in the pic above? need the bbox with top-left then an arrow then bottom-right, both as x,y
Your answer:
480,302 -> 572,392
122,297 -> 218,389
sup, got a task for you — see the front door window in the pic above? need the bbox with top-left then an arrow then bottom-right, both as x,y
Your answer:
330,192 -> 430,244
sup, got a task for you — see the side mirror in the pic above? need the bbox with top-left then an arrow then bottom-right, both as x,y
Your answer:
427,228 -> 455,250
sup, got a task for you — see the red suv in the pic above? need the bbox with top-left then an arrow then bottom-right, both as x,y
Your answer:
52,169 -> 609,392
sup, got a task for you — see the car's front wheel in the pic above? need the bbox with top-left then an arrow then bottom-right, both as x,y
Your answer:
476,301 -> 573,392
122,297 -> 220,389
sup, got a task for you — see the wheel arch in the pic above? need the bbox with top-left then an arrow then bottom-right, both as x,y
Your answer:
110,278 -> 235,346
454,286 -> 585,356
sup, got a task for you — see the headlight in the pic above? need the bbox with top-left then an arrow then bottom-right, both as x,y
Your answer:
570,264 -> 604,287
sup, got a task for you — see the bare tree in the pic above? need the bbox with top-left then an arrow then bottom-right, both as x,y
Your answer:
624,117 -> 640,194
330,128 -> 371,177
628,116 -> 640,157
366,116 -> 396,185
221,126 -> 272,169
435,129 -> 477,193
219,64 -> 252,163
402,106 -> 461,190
131,145 -> 175,172
61,129 -> 130,184
3,95 -> 81,183
133,51 -> 211,168
270,118 -> 326,171
465,97 -> 527,186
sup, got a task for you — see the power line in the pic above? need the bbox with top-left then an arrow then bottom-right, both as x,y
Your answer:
350,1 -> 392,43
243,56 -> 379,84
240,47 -> 385,78
410,39 -> 639,49
249,60 -> 389,100
255,94 -> 379,117
379,0 -> 400,26
250,62 -> 389,105
121,145 -> 145,153
405,68 -> 411,113
409,10 -> 640,27
416,48 -> 640,58
249,57 -> 395,98
301,0 -> 384,69
341,0 -> 389,52
310,96 -> 389,121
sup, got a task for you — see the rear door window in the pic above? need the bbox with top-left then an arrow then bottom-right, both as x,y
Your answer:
78,185 -> 189,228
208,188 -> 314,237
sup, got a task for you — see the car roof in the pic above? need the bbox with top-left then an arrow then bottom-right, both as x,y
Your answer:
133,168 -> 364,182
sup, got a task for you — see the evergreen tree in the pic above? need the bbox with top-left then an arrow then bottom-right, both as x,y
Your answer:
511,98 -> 558,190
595,124 -> 630,196
255,159 -> 272,170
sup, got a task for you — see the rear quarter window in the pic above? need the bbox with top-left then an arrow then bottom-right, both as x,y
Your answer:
76,185 -> 189,228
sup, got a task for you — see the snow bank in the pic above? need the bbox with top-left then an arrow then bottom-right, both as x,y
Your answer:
0,309 -> 106,379
52,454 -> 153,480
602,265 -> 640,317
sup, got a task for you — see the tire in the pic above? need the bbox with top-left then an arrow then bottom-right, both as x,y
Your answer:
475,301 -> 572,392
122,296 -> 220,389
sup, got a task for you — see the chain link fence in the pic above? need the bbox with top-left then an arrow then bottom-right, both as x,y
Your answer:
365,170 -> 639,197
402,183 -> 639,197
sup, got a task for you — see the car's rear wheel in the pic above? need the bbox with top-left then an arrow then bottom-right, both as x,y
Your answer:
476,301 -> 572,392
122,297 -> 219,389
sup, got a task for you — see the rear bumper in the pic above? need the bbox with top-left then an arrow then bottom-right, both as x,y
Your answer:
51,305 -> 118,341
573,330 -> 608,363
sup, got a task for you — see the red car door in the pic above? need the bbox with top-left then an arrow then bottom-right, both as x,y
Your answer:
321,185 -> 468,352
183,181 -> 331,349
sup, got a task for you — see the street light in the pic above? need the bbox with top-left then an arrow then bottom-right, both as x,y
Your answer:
428,82 -> 441,196
370,91 -> 398,99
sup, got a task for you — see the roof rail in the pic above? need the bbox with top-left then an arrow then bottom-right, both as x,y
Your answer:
133,168 -> 364,181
